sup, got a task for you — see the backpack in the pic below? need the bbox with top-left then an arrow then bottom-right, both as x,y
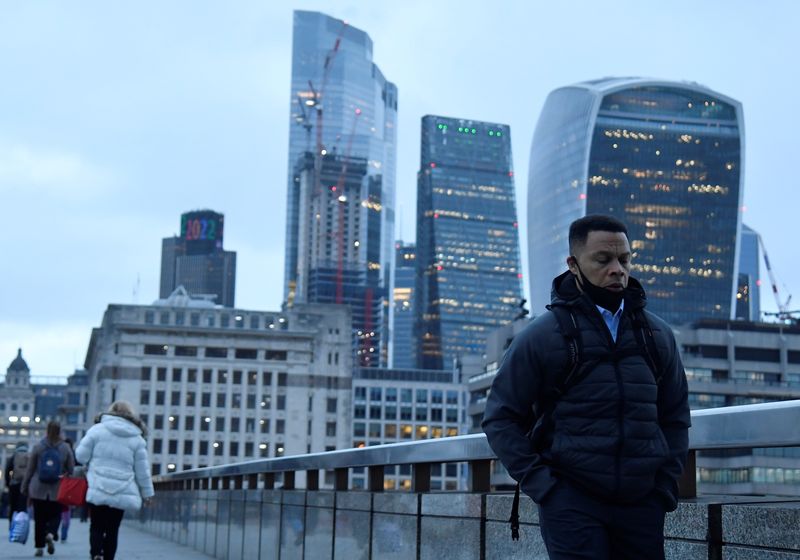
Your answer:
508,304 -> 664,540
11,451 -> 29,483
37,443 -> 62,483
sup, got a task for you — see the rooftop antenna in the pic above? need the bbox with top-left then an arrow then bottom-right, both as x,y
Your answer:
133,273 -> 140,304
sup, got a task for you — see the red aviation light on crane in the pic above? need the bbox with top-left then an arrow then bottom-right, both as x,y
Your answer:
436,265 -> 443,271
433,213 -> 439,219
430,163 -> 436,168
355,108 -> 362,115
330,186 -> 337,192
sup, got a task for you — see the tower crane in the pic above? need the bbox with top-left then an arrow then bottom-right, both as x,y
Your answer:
309,21 -> 348,197
757,234 -> 797,323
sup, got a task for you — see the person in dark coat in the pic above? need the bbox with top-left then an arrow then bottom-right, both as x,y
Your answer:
21,421 -> 75,557
482,214 -> 690,560
4,441 -> 30,524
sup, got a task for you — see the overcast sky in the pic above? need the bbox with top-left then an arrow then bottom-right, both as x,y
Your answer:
3,1 -> 799,376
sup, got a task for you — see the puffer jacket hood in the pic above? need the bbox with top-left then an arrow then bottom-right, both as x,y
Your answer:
97,411 -> 148,437
99,413 -> 146,438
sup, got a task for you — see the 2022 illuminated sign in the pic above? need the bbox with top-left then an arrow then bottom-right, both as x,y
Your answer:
180,211 -> 224,251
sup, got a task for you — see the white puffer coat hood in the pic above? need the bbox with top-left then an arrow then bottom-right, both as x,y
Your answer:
75,414 -> 155,511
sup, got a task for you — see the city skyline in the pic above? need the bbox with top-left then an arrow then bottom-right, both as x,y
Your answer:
3,1 -> 800,374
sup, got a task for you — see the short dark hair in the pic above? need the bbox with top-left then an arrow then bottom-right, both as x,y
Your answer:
569,214 -> 628,254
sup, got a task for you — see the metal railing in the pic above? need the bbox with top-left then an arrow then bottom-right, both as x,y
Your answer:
153,400 -> 800,497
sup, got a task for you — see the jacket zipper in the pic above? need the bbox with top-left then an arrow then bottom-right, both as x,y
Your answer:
613,360 -> 625,497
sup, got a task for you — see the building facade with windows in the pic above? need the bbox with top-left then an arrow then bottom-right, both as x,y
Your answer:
391,242 -> 416,369
58,369 -> 90,443
350,366 -> 467,490
284,11 -> 397,366
528,78 -> 744,325
83,291 -> 353,479
735,224 -> 761,321
160,209 -> 236,307
0,350 -> 45,487
416,115 -> 523,370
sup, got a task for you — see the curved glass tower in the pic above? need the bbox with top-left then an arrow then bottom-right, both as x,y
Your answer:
528,78 -> 744,325
284,11 -> 398,365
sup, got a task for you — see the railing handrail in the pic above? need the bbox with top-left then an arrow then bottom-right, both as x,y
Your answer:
154,400 -> 800,483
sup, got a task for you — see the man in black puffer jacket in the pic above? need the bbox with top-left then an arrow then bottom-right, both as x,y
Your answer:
482,215 -> 690,560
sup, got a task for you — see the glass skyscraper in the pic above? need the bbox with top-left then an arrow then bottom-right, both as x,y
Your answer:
284,10 -> 397,365
416,115 -> 523,370
160,209 -> 236,307
528,78 -> 744,325
391,242 -> 416,369
735,224 -> 761,321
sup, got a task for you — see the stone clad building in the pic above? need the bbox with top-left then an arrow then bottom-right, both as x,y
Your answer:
83,289 -> 353,481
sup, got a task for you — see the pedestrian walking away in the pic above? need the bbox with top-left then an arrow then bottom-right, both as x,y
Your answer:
482,214 -> 691,560
75,400 -> 155,560
21,421 -> 75,557
4,441 -> 30,525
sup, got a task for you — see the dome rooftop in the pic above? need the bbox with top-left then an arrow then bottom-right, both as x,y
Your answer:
8,348 -> 29,373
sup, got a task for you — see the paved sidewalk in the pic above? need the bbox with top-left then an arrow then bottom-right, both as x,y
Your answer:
2,517 -> 214,560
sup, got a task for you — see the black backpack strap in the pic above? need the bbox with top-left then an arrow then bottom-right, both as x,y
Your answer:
631,309 -> 663,385
547,305 -> 583,397
510,482 -> 521,540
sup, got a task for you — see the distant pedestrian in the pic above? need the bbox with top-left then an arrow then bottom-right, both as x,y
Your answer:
21,421 -> 75,557
4,441 -> 30,525
76,401 -> 154,560
58,438 -> 77,542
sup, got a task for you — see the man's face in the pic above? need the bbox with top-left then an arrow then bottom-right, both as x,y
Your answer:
567,230 -> 631,291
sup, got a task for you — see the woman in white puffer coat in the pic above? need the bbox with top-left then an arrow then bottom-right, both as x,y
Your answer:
75,401 -> 154,560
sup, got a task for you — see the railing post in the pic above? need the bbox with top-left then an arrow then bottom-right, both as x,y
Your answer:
202,477 -> 210,490
368,465 -> 385,492
307,469 -> 319,490
211,477 -> 220,490
283,471 -> 296,490
412,463 -> 431,493
470,459 -> 491,493
264,473 -> 275,490
234,475 -> 244,490
247,474 -> 258,489
334,468 -> 349,491
678,449 -> 697,498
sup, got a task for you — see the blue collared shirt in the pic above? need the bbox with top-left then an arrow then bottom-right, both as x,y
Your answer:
596,299 -> 625,342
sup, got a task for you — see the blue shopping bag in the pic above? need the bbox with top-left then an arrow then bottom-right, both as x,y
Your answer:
9,510 -> 30,544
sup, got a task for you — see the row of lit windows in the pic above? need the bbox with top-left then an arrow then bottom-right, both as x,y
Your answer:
354,406 -> 459,423
353,424 -> 459,440
699,467 -> 800,485
141,367 -> 287,386
354,387 -> 459,404
144,310 -> 287,330
141,391 -> 286,411
352,476 -> 459,491
150,442 -> 285,475
150,438 -> 276,457
143,344 -> 288,361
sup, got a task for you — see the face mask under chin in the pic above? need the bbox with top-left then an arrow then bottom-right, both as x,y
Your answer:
572,259 -> 624,313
